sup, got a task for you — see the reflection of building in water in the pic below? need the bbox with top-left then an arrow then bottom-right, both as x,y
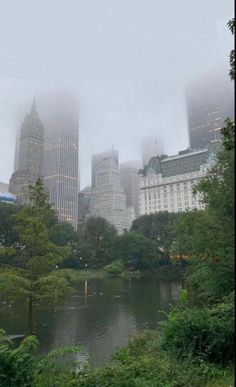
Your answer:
159,281 -> 170,307
84,307 -> 138,366
160,281 -> 182,306
169,282 -> 181,300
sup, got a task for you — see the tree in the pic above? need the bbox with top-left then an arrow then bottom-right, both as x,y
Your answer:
78,216 -> 117,268
0,329 -> 80,387
0,202 -> 21,266
0,329 -> 38,386
0,179 -> 74,334
221,18 -> 235,150
173,145 -> 234,303
228,18 -> 235,81
49,221 -> 77,246
114,232 -> 160,271
172,18 -> 235,304
0,202 -> 20,247
131,212 -> 179,261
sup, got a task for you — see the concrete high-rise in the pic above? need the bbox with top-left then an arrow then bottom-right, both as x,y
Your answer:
13,129 -> 21,172
186,71 -> 234,150
91,154 -> 135,234
91,149 -> 118,187
38,91 -> 79,229
9,101 -> 44,204
78,185 -> 91,226
141,136 -> 164,167
120,161 -> 140,218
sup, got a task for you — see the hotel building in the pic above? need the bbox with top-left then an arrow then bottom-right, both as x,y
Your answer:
139,142 -> 220,215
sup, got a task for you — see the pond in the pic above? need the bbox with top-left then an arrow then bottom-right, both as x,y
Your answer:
0,276 -> 183,366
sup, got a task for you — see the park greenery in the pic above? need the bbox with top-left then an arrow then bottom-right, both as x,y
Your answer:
0,17 -> 234,387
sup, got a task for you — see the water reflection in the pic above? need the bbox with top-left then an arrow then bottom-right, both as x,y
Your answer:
0,276 -> 181,366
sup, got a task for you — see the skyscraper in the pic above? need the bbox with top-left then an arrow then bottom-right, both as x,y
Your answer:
120,161 -> 140,218
141,136 -> 164,167
186,71 -> 234,150
78,185 -> 91,225
9,101 -> 44,204
91,149 -> 118,187
38,90 -> 79,229
91,155 -> 135,234
13,129 -> 21,172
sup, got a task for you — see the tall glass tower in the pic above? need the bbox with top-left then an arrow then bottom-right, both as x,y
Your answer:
38,91 -> 79,229
186,71 -> 234,150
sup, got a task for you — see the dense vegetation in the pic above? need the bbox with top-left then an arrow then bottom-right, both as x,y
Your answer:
0,18 -> 234,387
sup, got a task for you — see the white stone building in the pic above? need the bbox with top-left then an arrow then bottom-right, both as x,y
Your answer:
139,142 -> 220,215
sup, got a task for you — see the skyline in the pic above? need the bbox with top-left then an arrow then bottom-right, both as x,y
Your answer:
0,0 -> 234,188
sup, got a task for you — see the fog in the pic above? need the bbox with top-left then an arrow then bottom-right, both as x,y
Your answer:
0,0 -> 234,188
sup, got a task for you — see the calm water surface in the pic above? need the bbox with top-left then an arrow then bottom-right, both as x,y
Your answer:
0,276 -> 182,366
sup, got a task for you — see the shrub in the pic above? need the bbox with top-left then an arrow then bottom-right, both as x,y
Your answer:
104,260 -> 124,276
160,293 -> 234,364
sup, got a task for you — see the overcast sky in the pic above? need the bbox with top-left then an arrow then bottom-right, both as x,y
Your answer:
0,0 -> 234,188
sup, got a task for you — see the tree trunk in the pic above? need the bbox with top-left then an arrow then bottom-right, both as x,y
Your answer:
28,295 -> 33,335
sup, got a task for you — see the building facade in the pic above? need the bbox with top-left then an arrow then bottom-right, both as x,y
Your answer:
13,129 -> 21,173
9,101 -> 44,204
186,71 -> 234,150
91,149 -> 118,187
120,161 -> 140,218
0,182 -> 9,194
78,186 -> 91,228
39,91 -> 79,229
91,156 -> 135,234
139,142 -> 220,215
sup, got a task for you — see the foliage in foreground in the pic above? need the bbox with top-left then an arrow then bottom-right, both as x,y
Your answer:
0,329 -> 81,387
160,293 -> 234,364
0,327 -> 233,387
1,284 -> 234,386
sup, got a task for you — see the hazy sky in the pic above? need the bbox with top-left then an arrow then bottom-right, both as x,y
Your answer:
0,0 -> 234,188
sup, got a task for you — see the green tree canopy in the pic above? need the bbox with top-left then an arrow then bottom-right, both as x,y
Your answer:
131,212 -> 179,260
49,221 -> 77,246
114,232 -> 160,271
78,216 -> 117,268
0,179 -> 74,334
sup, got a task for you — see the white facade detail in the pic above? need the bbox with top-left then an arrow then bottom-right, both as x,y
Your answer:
139,145 -> 219,215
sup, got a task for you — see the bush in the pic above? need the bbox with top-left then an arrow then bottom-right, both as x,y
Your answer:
104,260 -> 124,276
160,293 -> 234,364
76,331 -> 233,387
